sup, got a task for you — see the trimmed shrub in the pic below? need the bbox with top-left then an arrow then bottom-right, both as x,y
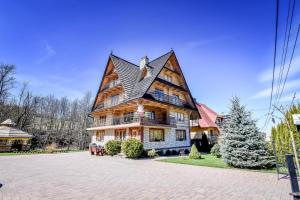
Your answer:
147,149 -> 158,158
184,149 -> 190,155
164,149 -> 171,156
105,140 -> 121,156
210,144 -> 221,158
189,144 -> 201,159
121,138 -> 143,158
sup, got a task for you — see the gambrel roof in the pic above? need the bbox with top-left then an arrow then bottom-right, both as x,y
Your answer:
92,50 -> 198,112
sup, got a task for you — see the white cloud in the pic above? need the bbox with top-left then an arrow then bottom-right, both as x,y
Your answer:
251,78 -> 300,99
36,41 -> 56,64
259,56 -> 300,82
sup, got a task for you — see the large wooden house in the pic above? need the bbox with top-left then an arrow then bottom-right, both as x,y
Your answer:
87,50 -> 199,151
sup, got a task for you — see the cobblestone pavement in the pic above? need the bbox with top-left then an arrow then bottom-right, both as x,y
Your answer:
0,152 -> 291,200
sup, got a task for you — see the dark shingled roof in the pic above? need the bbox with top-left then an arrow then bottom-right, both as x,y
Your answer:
130,51 -> 173,99
110,55 -> 140,98
92,50 -> 198,112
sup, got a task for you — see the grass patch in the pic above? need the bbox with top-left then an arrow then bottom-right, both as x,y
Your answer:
159,154 -> 229,168
0,149 -> 86,156
158,154 -> 278,173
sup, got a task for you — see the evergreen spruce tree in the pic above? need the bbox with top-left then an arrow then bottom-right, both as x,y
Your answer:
220,97 -> 274,169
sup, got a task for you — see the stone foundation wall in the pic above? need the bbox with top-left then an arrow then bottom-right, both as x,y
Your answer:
143,126 -> 190,150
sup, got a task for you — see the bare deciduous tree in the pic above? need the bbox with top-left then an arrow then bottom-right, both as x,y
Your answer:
1,63 -> 93,150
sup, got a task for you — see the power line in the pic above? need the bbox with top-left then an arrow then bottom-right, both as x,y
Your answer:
275,0 -> 294,104
263,0 -> 280,130
277,25 -> 300,101
275,0 -> 296,105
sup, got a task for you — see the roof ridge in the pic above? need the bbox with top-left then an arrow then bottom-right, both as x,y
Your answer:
149,50 -> 173,64
110,54 -> 139,68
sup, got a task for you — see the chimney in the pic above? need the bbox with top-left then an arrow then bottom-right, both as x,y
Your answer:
140,56 -> 149,69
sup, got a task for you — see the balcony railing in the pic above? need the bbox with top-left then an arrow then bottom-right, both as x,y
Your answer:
96,99 -> 124,110
102,79 -> 121,91
190,120 -> 199,127
147,92 -> 187,107
94,113 -> 176,127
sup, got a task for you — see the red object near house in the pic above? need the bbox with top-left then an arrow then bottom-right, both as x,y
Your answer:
89,144 -> 105,156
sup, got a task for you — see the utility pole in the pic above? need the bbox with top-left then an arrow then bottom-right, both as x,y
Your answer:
273,93 -> 300,174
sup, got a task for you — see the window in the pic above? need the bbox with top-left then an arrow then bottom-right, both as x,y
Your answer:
98,116 -> 106,125
96,130 -> 105,141
174,112 -> 185,121
111,94 -> 119,106
171,94 -> 180,105
154,89 -> 164,100
115,129 -> 126,141
164,74 -> 172,83
176,130 -> 187,141
145,111 -> 155,120
124,112 -> 134,123
149,129 -> 164,142
216,117 -> 223,126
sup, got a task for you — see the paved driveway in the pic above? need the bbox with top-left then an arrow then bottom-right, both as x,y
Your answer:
0,152 -> 291,200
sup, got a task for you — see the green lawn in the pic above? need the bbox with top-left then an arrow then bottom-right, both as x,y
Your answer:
158,154 -> 278,173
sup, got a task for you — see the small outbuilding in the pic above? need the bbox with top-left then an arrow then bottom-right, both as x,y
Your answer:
0,119 -> 33,152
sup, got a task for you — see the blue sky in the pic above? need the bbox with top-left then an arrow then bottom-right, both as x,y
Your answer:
0,0 -> 299,135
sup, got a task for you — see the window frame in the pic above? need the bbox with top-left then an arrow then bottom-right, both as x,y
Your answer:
110,94 -> 119,106
174,112 -> 185,121
176,129 -> 187,141
96,130 -> 105,142
149,128 -> 165,142
145,111 -> 155,120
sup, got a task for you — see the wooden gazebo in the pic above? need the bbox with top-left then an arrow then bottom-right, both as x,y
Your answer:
0,119 -> 33,152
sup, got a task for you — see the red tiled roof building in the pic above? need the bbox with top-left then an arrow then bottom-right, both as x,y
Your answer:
190,103 -> 223,145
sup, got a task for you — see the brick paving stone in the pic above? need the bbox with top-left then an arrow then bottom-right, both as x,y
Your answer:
0,152 -> 292,200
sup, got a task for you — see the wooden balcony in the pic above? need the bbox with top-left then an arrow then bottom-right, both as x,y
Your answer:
146,91 -> 187,107
88,113 -> 176,130
95,98 -> 125,110
101,79 -> 122,92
